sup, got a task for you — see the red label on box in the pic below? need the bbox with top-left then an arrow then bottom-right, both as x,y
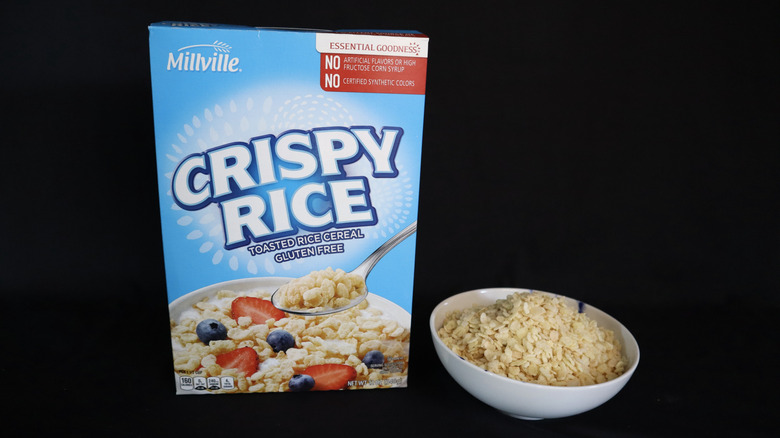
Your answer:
320,53 -> 427,95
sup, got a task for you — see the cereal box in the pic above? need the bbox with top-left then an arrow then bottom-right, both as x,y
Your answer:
148,22 -> 428,394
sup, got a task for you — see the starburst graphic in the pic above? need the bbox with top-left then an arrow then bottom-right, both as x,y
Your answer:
162,92 -> 416,277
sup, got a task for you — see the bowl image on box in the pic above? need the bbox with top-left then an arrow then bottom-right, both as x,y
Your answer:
430,288 -> 639,420
170,278 -> 411,394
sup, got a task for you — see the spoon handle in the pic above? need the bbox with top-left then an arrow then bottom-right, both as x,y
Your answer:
353,220 -> 418,278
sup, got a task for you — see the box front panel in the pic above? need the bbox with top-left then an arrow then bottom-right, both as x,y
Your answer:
150,23 -> 427,394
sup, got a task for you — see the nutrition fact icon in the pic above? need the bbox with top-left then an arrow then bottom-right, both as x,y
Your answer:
179,375 -> 235,391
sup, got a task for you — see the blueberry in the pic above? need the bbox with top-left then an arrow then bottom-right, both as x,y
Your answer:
267,329 -> 295,352
362,350 -> 384,369
288,374 -> 315,392
196,319 -> 228,344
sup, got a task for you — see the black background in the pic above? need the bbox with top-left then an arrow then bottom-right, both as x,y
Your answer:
3,1 -> 778,436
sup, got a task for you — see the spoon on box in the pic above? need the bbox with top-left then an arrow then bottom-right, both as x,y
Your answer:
271,220 -> 417,316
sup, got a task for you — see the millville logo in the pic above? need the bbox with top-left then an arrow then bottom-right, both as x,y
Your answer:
167,40 -> 241,72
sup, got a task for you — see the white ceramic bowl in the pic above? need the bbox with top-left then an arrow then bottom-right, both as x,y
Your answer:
430,288 -> 639,420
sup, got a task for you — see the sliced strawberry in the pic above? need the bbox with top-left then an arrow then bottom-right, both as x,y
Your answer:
303,364 -> 357,391
231,296 -> 286,324
215,347 -> 259,377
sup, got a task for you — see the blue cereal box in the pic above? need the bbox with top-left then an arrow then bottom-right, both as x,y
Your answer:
148,22 -> 428,394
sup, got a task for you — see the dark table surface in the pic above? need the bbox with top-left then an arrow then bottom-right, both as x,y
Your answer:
9,293 -> 777,437
3,1 -> 778,436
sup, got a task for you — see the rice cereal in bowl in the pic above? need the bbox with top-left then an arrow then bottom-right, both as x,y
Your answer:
429,288 -> 639,420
